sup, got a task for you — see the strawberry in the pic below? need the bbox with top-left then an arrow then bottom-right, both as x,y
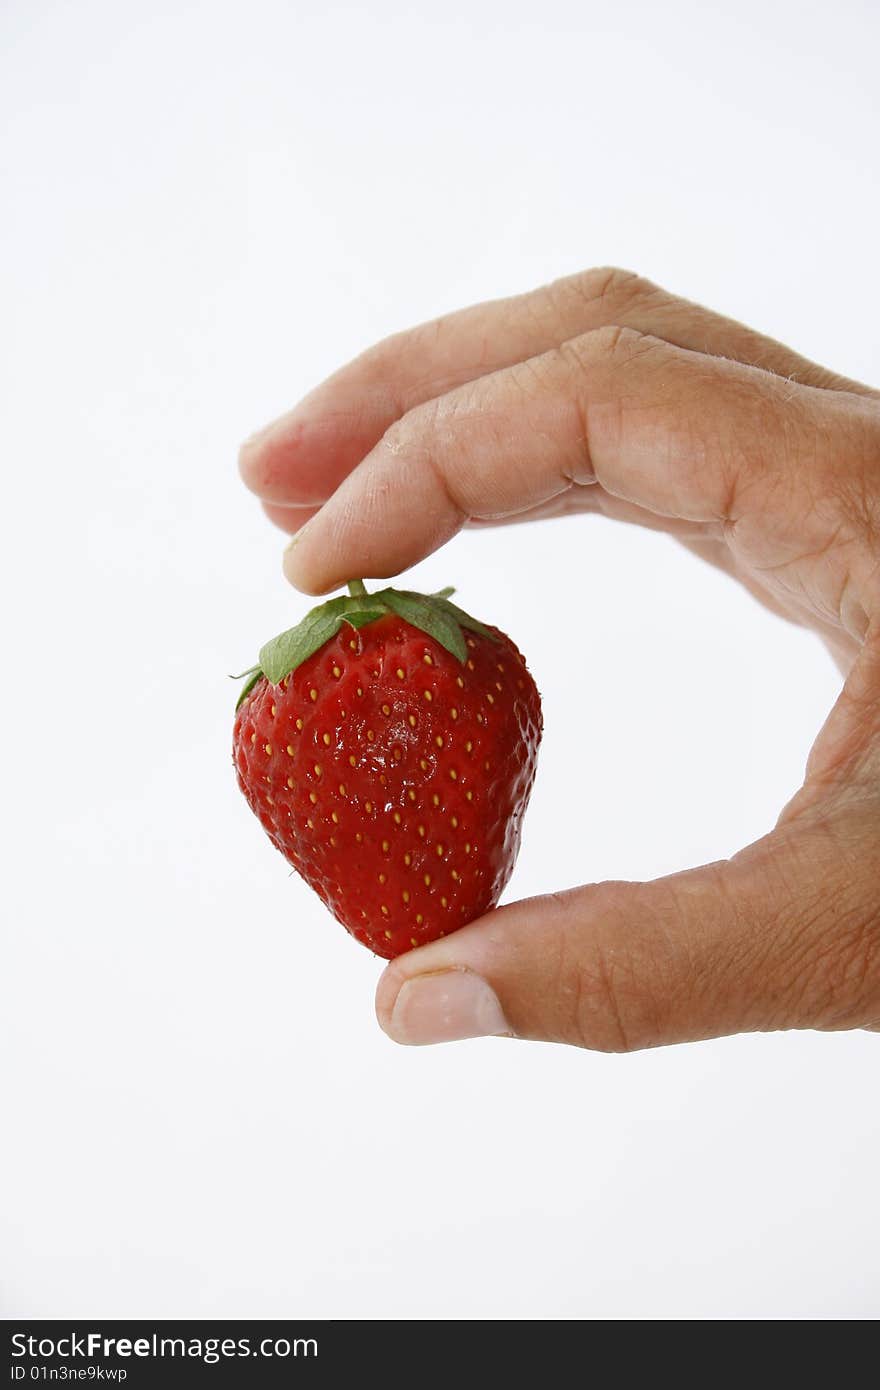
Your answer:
232,581 -> 541,959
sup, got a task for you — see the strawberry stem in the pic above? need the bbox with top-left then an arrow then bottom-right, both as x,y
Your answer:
347,580 -> 368,598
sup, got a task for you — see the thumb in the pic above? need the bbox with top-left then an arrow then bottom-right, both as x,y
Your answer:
374,819 -> 879,1049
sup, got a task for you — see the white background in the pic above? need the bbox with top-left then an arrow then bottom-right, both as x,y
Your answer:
2,0 -> 878,1320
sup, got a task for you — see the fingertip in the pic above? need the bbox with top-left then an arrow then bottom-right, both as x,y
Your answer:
238,409 -> 325,503
281,537 -> 312,593
375,959 -> 511,1047
281,526 -> 336,595
373,921 -> 513,1046
237,421 -> 276,493
238,450 -> 259,494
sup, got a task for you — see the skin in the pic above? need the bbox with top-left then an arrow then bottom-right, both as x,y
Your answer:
240,267 -> 880,1051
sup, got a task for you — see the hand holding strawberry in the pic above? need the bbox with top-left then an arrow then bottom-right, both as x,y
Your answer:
233,582 -> 541,959
240,268 -> 880,1051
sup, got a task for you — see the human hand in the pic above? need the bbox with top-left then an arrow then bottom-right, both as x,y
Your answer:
240,268 -> 880,1050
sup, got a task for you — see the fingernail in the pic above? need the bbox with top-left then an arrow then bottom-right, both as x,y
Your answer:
385,969 -> 510,1046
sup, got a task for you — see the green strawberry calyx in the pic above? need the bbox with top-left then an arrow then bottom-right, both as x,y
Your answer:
232,580 -> 496,710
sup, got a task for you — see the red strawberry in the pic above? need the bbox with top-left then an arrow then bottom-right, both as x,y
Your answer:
232,581 -> 541,959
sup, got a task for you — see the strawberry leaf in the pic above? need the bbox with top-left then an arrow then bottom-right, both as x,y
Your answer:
433,596 -> 497,642
342,606 -> 387,631
234,579 -> 497,708
378,589 -> 468,664
259,597 -> 353,684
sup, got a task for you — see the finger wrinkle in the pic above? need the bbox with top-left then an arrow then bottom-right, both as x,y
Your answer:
583,943 -> 634,1053
420,442 -> 471,528
563,375 -> 596,486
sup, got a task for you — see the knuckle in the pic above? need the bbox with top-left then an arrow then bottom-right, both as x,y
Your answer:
564,322 -> 664,369
565,265 -> 655,310
380,413 -> 417,458
380,398 -> 470,520
381,395 -> 446,457
535,267 -> 661,341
